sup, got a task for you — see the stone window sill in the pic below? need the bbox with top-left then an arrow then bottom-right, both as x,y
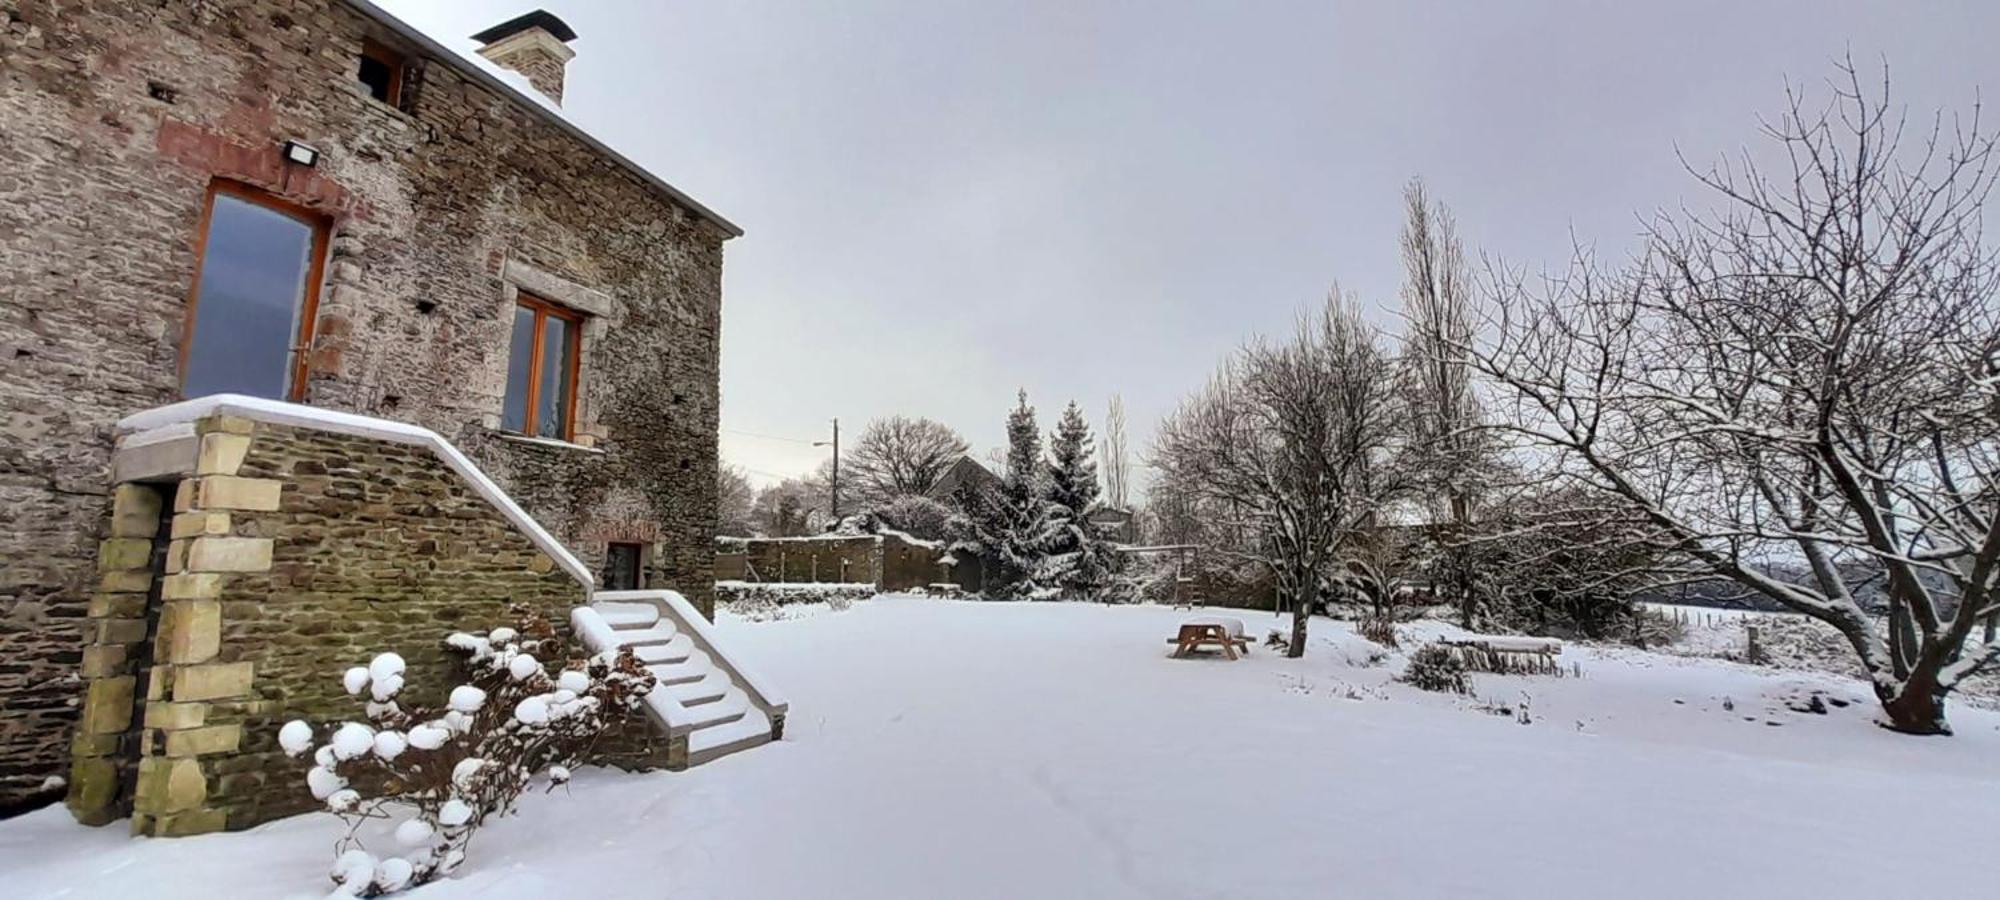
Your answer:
491,430 -> 605,455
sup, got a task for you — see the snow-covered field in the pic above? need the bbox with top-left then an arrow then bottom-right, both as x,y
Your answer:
5,597 -> 1998,899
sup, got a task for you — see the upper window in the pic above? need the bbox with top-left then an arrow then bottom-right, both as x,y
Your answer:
182,184 -> 329,402
501,294 -> 581,440
357,39 -> 404,107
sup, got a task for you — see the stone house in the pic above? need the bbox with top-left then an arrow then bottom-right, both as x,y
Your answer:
0,1 -> 739,815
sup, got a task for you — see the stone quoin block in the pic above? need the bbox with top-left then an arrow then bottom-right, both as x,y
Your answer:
183,537 -> 273,573
109,483 -> 165,538
155,600 -> 222,664
161,572 -> 225,601
97,538 -> 153,572
80,677 -> 136,735
188,476 -> 284,512
143,702 -> 208,731
171,663 -> 254,702
195,433 -> 252,476
164,725 -> 241,758
170,511 -> 232,540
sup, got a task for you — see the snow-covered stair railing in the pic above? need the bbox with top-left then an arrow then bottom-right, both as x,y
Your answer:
572,589 -> 787,767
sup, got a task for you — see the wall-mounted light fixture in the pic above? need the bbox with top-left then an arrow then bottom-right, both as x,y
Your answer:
282,140 -> 321,167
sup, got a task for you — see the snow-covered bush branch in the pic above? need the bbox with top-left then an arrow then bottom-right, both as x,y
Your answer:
278,608 -> 655,896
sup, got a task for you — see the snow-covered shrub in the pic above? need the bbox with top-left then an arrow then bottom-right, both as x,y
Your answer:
1356,612 -> 1399,648
715,580 -> 872,620
1399,645 -> 1471,695
280,608 -> 655,896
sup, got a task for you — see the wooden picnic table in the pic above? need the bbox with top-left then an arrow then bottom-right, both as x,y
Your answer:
1168,616 -> 1250,660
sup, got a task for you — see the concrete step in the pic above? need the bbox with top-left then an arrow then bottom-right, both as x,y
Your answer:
647,649 -> 714,686
688,708 -> 773,764
665,670 -> 732,706
629,632 -> 694,665
684,686 -> 750,730
598,602 -> 661,630
610,621 -> 679,648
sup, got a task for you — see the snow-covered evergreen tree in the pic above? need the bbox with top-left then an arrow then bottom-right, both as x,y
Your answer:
947,390 -> 1060,599
996,390 -> 1058,598
1043,401 -> 1115,598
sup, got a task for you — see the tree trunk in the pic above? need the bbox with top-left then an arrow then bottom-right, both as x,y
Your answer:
1878,663 -> 1952,736
1290,576 -> 1314,659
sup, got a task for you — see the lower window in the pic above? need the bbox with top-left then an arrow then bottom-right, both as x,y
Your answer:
182,184 -> 329,401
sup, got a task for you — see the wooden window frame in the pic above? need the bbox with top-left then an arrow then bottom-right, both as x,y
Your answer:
510,293 -> 583,441
359,39 -> 405,108
180,181 -> 332,403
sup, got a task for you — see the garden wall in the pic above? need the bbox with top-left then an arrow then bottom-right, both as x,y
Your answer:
714,532 -> 949,593
66,400 -> 663,836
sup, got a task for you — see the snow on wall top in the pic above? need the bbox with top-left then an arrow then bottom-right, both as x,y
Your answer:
118,393 -> 594,589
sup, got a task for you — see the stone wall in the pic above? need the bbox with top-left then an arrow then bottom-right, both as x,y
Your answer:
65,414 -> 648,835
0,0 -> 728,810
879,533 -> 949,593
741,537 -> 879,585
716,534 -> 950,593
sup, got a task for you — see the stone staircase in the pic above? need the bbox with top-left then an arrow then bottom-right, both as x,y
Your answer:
572,589 -> 786,767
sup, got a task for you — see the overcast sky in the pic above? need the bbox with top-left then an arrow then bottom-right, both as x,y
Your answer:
381,0 -> 2000,490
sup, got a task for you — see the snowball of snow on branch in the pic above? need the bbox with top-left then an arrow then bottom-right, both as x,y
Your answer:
372,730 -> 407,761
369,672 -> 405,702
307,765 -> 346,800
331,849 -> 376,888
450,758 -> 485,791
394,818 -> 433,848
342,667 -> 370,696
278,720 -> 314,756
368,652 -> 405,682
330,722 -> 375,761
438,798 -> 473,828
406,723 -> 449,750
448,685 -> 486,713
373,857 -> 415,893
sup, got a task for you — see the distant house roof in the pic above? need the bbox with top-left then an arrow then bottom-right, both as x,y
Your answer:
342,0 -> 743,237
1087,507 -> 1133,523
926,456 -> 1000,502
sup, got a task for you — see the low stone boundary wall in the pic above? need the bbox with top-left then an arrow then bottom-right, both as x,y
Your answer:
714,531 -> 949,592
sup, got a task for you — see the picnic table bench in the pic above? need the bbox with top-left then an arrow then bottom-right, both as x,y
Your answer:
1168,616 -> 1250,660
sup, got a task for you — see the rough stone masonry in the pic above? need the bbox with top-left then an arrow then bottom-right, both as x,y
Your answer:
0,0 -> 736,813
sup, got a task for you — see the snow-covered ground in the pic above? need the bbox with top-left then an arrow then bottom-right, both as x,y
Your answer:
5,597 -> 1998,899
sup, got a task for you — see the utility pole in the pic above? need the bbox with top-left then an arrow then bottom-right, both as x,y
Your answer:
814,417 -> 840,521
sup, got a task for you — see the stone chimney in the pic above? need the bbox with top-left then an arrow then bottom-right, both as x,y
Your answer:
472,10 -> 578,106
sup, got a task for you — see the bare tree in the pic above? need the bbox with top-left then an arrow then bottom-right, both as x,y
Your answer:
1470,62 -> 2000,733
1101,394 -> 1132,510
841,415 -> 970,508
1399,177 -> 1492,627
716,465 -> 756,536
1154,290 -> 1407,657
750,477 -> 817,537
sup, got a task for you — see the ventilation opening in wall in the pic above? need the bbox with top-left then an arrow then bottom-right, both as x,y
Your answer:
357,39 -> 405,107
